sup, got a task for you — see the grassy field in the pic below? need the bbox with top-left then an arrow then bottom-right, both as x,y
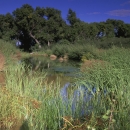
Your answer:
0,39 -> 130,130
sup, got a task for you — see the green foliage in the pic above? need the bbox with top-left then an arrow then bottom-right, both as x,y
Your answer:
67,9 -> 81,26
74,48 -> 130,130
68,48 -> 83,60
45,49 -> 52,56
96,37 -> 130,49
0,4 -> 130,52
1,46 -> 130,129
0,13 -> 16,41
31,44 -> 40,52
57,39 -> 70,45
67,44 -> 96,60
50,42 -> 98,60
0,39 -> 17,58
81,52 -> 94,60
52,44 -> 68,57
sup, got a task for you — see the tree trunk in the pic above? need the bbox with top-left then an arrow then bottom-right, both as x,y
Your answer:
29,32 -> 41,48
48,41 -> 50,47
34,61 -> 41,71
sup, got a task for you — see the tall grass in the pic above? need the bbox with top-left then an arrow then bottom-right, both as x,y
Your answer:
75,48 -> 130,129
2,62 -> 73,129
0,39 -> 130,129
0,39 -> 17,58
2,51 -> 130,129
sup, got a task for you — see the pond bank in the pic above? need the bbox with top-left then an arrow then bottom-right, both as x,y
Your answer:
0,52 -> 5,71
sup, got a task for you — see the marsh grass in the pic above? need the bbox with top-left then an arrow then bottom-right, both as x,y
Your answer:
0,39 -> 17,58
74,48 -> 130,129
2,62 -> 73,129
3,60 -> 130,129
0,39 -> 130,130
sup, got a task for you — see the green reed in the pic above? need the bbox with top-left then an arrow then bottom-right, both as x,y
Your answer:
1,39 -> 130,129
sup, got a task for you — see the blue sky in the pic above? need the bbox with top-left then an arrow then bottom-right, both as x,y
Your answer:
0,0 -> 130,23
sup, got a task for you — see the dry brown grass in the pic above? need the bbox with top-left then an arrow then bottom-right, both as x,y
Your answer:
80,59 -> 108,71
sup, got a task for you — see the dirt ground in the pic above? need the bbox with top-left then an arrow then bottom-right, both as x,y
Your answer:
0,52 -> 5,71
80,59 -> 108,71
0,52 -> 5,85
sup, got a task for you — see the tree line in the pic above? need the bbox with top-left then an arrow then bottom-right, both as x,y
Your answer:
0,4 -> 130,50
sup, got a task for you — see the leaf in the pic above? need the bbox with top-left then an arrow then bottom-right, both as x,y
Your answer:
112,119 -> 116,123
106,110 -> 111,115
102,115 -> 109,120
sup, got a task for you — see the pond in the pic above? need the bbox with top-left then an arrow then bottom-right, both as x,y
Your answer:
23,56 -> 81,83
21,56 -> 107,117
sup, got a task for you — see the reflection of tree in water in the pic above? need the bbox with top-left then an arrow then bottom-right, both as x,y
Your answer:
23,57 -> 51,70
22,57 -> 80,79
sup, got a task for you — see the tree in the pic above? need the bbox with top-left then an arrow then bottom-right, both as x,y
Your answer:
13,5 -> 66,50
13,4 -> 45,49
0,13 -> 16,41
125,24 -> 130,37
106,19 -> 127,37
44,7 -> 66,44
67,9 -> 80,26
105,24 -> 115,37
88,23 -> 99,39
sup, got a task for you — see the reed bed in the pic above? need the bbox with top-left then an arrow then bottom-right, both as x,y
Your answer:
0,39 -> 130,129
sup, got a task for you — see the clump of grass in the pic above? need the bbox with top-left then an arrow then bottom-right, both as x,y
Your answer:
0,39 -> 17,58
2,62 -> 72,129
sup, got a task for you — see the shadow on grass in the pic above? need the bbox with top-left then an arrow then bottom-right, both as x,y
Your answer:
20,120 -> 29,130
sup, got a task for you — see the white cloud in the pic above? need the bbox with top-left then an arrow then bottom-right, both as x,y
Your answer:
120,1 -> 130,6
86,12 -> 100,15
106,9 -> 130,17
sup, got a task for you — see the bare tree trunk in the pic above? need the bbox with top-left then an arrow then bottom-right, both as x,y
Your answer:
48,41 -> 50,47
29,32 -> 41,48
34,61 -> 41,71
47,62 -> 50,68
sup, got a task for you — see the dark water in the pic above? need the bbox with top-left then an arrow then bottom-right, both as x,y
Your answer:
22,56 -> 81,86
23,56 -> 81,76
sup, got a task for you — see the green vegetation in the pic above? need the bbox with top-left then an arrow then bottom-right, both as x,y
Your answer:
0,38 -> 130,130
0,4 -> 130,51
0,4 -> 130,129
0,39 -> 17,57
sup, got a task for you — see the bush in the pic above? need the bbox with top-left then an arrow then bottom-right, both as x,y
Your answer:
96,37 -> 130,49
57,39 -> 70,45
52,44 -> 68,57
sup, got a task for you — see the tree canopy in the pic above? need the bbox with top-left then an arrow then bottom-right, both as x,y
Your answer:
0,4 -> 130,51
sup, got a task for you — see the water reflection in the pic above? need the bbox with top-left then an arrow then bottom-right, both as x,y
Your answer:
23,56 -> 80,76
60,83 -> 107,117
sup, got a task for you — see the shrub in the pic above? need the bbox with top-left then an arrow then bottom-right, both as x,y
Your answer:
57,39 -> 70,45
52,45 -> 68,57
